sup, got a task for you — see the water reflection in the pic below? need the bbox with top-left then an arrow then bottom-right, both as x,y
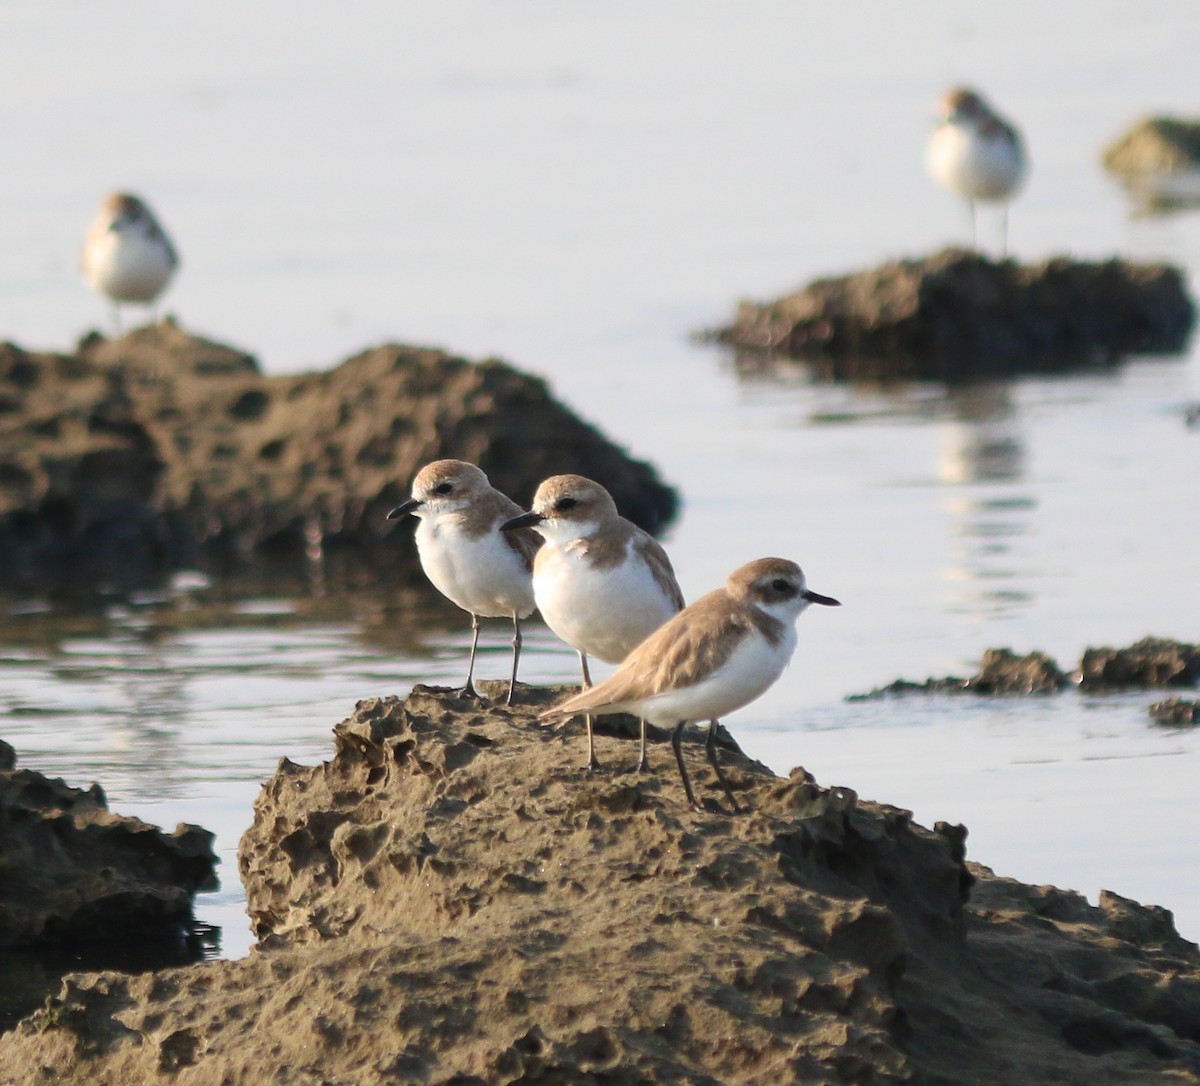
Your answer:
731,365 -> 1042,623
1109,167 -> 1200,217
0,922 -> 218,1035
936,384 -> 1024,484
936,384 -> 1035,618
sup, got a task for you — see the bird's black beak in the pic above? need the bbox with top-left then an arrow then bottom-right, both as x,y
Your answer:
500,511 -> 544,532
387,498 -> 422,520
803,589 -> 841,607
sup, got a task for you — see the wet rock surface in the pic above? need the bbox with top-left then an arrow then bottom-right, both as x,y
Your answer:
851,638 -> 1200,700
2,688 -> 1198,1084
0,321 -> 677,593
705,248 -> 1194,381
1103,116 -> 1200,212
1078,637 -> 1200,689
0,744 -> 218,948
1148,697 -> 1200,726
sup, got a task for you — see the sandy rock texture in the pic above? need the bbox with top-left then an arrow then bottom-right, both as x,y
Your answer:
0,742 -> 217,948
1103,116 -> 1200,211
3,687 -> 1198,1084
0,321 -> 677,592
705,249 -> 1194,381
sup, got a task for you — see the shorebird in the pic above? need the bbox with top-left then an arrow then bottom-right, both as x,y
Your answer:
80,192 -> 179,329
388,460 -> 539,705
501,474 -> 685,772
541,558 -> 840,812
926,87 -> 1027,255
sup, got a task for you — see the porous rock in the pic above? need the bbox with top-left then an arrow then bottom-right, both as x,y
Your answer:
0,321 -> 677,592
3,689 -> 1198,1084
705,248 -> 1194,381
0,745 -> 218,948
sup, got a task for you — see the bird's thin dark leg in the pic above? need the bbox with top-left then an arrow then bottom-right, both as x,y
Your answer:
505,614 -> 522,705
578,651 -> 599,771
454,613 -> 482,699
705,719 -> 740,814
671,721 -> 699,810
633,718 -> 649,773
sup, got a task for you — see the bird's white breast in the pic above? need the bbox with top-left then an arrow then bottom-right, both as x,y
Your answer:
83,227 -> 175,302
927,124 -> 1024,202
415,511 -> 534,619
533,538 -> 678,663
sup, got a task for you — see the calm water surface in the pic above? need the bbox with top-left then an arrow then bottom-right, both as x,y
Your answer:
1,1 -> 1199,959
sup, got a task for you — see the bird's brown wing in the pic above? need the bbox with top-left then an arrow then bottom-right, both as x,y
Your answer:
541,589 -> 752,720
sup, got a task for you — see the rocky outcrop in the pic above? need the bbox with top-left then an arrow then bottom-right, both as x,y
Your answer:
851,638 -> 1200,700
1149,697 -> 1200,726
2,687 -> 1198,1084
705,249 -> 1195,381
0,744 -> 218,948
1103,116 -> 1200,211
0,321 -> 678,592
1079,637 -> 1200,689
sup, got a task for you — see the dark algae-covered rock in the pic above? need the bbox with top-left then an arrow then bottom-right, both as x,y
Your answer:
0,745 -> 218,947
3,688 -> 1198,1083
850,647 -> 1068,700
852,638 -> 1200,700
0,321 -> 678,592
707,248 -> 1195,381
1078,637 -> 1200,689
1148,697 -> 1200,726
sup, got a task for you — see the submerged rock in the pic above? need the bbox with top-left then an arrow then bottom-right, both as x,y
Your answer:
1149,697 -> 1200,726
705,248 -> 1195,381
852,638 -> 1200,700
849,647 -> 1067,700
3,688 -> 1199,1082
0,744 -> 218,948
0,321 -> 677,592
1103,116 -> 1200,211
1078,637 -> 1200,689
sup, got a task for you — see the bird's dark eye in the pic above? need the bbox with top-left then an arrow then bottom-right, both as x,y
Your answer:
434,482 -> 453,495
772,579 -> 791,592
555,496 -> 578,512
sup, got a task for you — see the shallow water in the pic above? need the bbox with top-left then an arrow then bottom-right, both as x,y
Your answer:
1,0 -> 1199,965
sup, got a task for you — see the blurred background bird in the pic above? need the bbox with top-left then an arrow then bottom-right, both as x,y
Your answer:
927,87 -> 1027,256
80,191 -> 179,331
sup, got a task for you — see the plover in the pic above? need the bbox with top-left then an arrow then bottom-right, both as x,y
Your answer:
926,87 -> 1027,255
80,192 -> 179,328
388,460 -> 539,705
501,474 -> 684,772
541,557 -> 839,812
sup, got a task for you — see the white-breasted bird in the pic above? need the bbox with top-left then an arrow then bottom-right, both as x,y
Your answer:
389,460 -> 539,705
81,192 -> 179,328
501,474 -> 685,774
541,558 -> 840,811
927,87 -> 1027,255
